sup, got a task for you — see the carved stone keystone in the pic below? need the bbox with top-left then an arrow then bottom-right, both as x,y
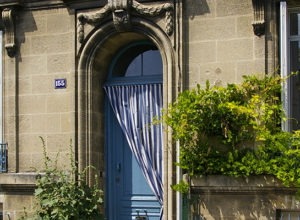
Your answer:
109,0 -> 132,32
78,0 -> 174,43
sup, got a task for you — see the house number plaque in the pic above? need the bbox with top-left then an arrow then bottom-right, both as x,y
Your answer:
55,79 -> 67,89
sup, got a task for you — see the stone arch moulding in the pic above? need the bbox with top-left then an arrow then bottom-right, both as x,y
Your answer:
77,18 -> 176,219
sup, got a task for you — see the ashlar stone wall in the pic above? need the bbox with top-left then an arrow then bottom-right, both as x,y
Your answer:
184,0 -> 267,89
4,7 -> 76,172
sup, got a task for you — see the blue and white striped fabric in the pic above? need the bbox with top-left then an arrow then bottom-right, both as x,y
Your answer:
104,83 -> 164,218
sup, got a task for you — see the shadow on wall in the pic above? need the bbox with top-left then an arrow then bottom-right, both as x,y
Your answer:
183,0 -> 210,89
188,194 -> 297,220
184,0 -> 210,20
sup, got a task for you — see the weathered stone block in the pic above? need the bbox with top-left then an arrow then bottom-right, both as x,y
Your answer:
30,36 -> 48,55
19,115 -> 32,135
31,75 -> 52,94
4,194 -> 33,211
46,134 -> 71,153
18,56 -> 47,75
46,114 -> 61,133
189,17 -> 236,42
19,76 -> 32,95
19,134 -> 44,153
31,114 -> 47,133
47,33 -> 74,53
184,0 -> 216,19
189,41 -> 217,64
47,13 -> 72,34
216,0 -> 252,17
254,36 -> 266,59
199,62 -> 237,85
237,15 -> 254,37
18,36 -> 31,56
47,53 -> 72,74
31,33 -> 73,55
18,152 -> 34,172
18,11 -> 47,36
46,94 -> 71,113
19,95 -> 46,114
236,60 -> 265,79
217,39 -> 253,62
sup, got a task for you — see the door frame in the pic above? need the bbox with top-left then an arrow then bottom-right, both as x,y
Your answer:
77,18 -> 177,219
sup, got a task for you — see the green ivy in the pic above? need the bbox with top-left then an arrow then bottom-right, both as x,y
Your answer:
165,74 -> 300,195
20,138 -> 104,220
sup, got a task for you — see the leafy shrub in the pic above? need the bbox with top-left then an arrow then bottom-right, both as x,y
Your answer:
20,138 -> 104,220
165,74 -> 300,195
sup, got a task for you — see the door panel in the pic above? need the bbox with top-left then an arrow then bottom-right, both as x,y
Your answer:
106,102 -> 161,220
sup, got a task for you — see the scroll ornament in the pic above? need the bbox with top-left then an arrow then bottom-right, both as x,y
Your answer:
2,8 -> 16,57
78,0 -> 174,43
252,0 -> 265,37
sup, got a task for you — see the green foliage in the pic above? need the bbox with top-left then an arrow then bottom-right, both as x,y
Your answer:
171,180 -> 189,194
165,74 -> 300,195
20,137 -> 104,220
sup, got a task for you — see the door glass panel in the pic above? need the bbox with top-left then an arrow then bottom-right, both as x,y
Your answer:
126,55 -> 142,77
290,41 -> 300,130
290,13 -> 300,36
143,50 -> 163,76
111,43 -> 162,79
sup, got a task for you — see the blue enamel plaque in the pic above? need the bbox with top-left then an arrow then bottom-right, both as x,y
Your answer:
55,79 -> 67,89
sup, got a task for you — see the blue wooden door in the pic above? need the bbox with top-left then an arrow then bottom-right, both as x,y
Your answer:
105,42 -> 163,219
106,101 -> 161,220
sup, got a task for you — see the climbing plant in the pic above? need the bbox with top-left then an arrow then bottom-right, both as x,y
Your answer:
20,138 -> 104,220
164,74 -> 300,196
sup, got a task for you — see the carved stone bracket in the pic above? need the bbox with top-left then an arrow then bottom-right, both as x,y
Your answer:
252,0 -> 265,37
78,0 -> 174,43
2,8 -> 16,57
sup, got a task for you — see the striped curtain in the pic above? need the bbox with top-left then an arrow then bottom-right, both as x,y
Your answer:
104,83 -> 163,218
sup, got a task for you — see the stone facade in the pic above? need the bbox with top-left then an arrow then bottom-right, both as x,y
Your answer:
187,175 -> 300,220
0,0 -> 297,219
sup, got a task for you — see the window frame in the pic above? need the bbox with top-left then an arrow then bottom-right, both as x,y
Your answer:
280,2 -> 300,131
105,41 -> 163,86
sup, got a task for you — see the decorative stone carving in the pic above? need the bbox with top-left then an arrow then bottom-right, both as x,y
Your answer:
2,8 -> 16,57
252,0 -> 265,37
132,1 -> 173,36
109,0 -> 132,32
77,0 -> 174,43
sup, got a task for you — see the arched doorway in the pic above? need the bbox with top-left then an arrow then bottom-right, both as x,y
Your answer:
77,18 -> 176,220
104,41 -> 163,219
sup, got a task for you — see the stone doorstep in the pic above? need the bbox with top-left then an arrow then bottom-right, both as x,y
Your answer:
185,175 -> 299,195
0,173 -> 37,193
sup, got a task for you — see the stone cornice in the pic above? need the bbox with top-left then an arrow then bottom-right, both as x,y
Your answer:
0,0 -> 23,8
187,175 -> 298,195
0,173 -> 37,193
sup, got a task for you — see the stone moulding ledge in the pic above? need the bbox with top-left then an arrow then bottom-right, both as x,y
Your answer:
0,173 -> 38,193
77,0 -> 174,43
186,175 -> 298,195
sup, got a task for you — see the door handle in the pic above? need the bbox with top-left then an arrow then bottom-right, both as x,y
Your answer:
116,163 -> 121,172
136,209 -> 148,219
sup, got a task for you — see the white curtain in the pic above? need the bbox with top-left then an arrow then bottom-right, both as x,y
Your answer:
104,83 -> 164,219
